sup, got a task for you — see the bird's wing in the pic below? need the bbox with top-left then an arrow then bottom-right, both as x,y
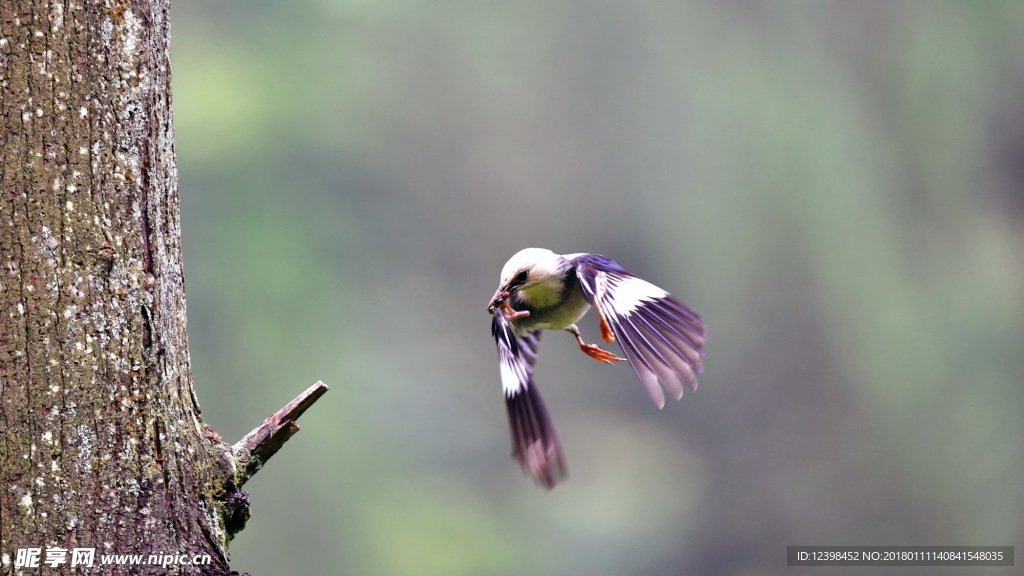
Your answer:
491,314 -> 566,488
573,254 -> 706,409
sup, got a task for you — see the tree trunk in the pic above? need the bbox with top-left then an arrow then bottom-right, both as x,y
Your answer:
0,2 -> 325,574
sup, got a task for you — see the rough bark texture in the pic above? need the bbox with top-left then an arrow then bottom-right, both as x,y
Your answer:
0,1 -> 323,574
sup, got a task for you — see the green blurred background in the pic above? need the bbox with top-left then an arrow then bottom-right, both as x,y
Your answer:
170,1 -> 1024,574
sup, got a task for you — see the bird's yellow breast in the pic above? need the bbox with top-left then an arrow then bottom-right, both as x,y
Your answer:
519,275 -> 564,309
517,284 -> 590,332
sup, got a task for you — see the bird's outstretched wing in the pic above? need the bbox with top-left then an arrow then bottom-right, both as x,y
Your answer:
573,254 -> 706,408
491,314 -> 566,488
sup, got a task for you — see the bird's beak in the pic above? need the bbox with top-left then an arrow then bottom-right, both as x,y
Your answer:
488,286 -> 510,314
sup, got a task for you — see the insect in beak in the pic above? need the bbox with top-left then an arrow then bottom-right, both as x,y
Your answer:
488,290 -> 530,321
488,290 -> 511,314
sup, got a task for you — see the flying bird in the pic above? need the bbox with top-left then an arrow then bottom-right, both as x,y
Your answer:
488,248 -> 706,489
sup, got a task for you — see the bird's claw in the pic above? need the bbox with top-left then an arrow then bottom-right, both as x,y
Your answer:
489,293 -> 530,321
578,342 -> 625,364
499,300 -> 530,321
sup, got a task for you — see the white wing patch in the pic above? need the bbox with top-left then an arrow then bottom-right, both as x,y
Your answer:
492,314 -> 542,398
603,274 -> 668,315
574,256 -> 705,410
499,345 -> 528,396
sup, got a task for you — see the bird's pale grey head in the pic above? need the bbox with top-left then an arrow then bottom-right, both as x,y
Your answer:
490,248 -> 569,311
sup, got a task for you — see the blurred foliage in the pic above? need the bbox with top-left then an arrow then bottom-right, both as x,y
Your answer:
170,1 -> 1024,575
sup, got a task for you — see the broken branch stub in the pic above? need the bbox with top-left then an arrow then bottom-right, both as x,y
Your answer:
232,380 -> 329,486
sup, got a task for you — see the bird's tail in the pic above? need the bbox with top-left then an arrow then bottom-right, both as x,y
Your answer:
506,382 -> 567,489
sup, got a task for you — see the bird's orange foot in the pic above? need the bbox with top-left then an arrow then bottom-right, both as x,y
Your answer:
595,305 -> 616,343
578,342 -> 625,364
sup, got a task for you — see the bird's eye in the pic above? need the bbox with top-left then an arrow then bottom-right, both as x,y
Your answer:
512,270 -> 529,286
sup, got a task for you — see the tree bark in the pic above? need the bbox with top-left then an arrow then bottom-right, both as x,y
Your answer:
0,2 -> 325,574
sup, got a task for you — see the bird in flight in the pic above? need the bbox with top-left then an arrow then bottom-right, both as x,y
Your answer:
488,248 -> 706,489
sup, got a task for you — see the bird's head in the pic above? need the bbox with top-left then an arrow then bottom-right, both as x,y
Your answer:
489,248 -> 568,313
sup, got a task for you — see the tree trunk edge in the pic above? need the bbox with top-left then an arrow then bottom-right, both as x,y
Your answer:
0,2 -> 330,574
